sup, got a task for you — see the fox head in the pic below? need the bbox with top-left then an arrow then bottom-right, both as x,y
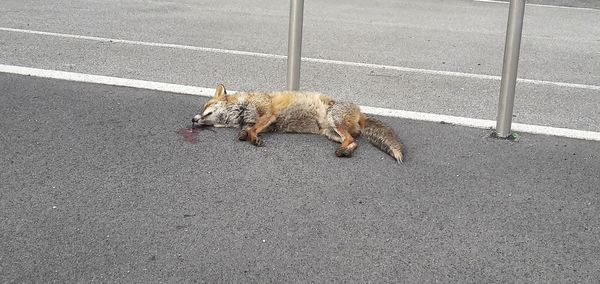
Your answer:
192,84 -> 231,127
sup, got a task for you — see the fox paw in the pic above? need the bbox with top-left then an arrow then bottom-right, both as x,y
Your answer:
251,138 -> 265,147
335,148 -> 352,157
238,129 -> 248,141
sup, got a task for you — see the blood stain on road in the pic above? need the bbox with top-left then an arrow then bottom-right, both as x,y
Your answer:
176,127 -> 200,143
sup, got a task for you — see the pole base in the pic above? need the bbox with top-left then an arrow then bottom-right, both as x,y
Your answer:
490,131 -> 521,142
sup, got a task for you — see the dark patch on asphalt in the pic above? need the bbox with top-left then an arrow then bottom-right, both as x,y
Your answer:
176,126 -> 201,143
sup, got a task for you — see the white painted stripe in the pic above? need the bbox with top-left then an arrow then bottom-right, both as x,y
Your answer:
359,106 -> 496,129
0,27 -> 286,60
0,64 -> 216,97
1,27 -> 599,91
303,57 -> 600,91
360,106 -> 600,141
1,64 -> 599,142
474,0 -> 600,11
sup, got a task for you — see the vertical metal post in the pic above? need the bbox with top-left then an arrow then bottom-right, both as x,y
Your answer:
495,0 -> 526,138
287,0 -> 304,91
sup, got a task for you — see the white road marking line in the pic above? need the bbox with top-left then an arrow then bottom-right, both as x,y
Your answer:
0,27 -> 286,60
474,0 -> 600,11
303,57 -> 600,91
1,64 -> 599,142
0,64 -> 215,97
361,106 -> 600,141
1,27 -> 599,91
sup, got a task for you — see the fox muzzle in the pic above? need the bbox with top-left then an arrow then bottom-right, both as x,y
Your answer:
192,114 -> 201,125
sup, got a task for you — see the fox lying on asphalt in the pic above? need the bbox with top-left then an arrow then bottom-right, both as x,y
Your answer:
192,84 -> 405,163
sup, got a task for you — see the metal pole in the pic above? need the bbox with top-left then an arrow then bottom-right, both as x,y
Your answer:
287,0 -> 304,91
495,0 -> 526,138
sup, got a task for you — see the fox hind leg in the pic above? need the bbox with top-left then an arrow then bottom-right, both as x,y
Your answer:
333,127 -> 358,157
326,102 -> 363,158
322,128 -> 343,143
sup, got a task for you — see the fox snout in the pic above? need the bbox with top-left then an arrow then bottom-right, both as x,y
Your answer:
191,114 -> 202,125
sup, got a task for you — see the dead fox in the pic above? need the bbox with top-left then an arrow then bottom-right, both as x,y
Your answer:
192,84 -> 405,163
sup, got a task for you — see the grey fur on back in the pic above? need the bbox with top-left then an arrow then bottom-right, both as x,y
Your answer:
270,104 -> 322,134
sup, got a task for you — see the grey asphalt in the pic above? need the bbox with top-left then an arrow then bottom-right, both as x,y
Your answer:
2,73 -> 600,282
1,0 -> 599,132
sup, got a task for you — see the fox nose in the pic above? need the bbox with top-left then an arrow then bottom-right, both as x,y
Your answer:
191,114 -> 201,124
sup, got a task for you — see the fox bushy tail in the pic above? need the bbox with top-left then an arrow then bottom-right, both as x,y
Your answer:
361,117 -> 404,163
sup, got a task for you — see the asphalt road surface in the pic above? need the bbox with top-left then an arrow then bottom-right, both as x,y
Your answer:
1,0 -> 599,282
1,0 -> 599,131
1,73 -> 599,282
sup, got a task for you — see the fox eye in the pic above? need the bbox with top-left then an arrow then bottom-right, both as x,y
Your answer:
203,111 -> 213,117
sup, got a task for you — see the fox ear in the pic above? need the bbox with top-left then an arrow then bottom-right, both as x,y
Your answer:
214,84 -> 227,98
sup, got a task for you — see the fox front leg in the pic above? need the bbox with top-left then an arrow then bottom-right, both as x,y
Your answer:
247,113 -> 277,147
237,109 -> 254,142
238,128 -> 249,141
237,120 -> 257,142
